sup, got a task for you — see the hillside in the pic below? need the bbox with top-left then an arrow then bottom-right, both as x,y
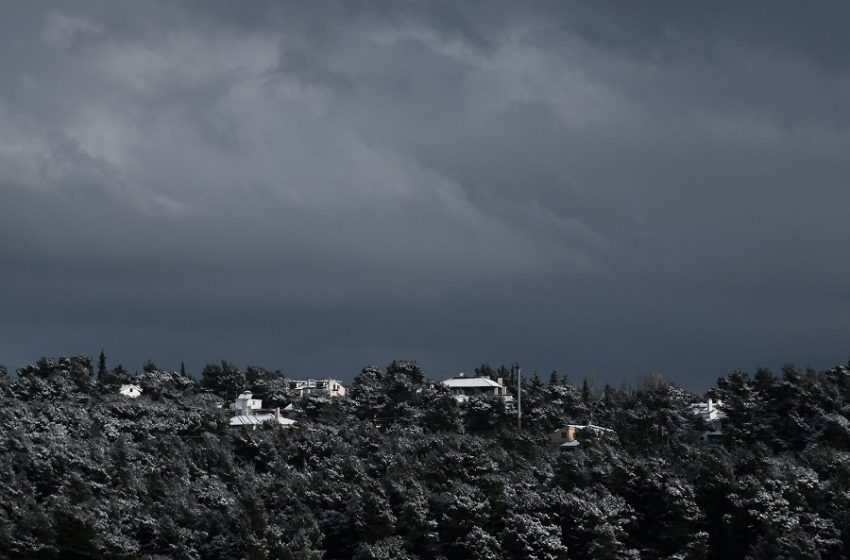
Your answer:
1,357 -> 849,559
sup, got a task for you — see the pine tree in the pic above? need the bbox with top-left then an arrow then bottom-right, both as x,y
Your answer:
475,363 -> 496,378
531,371 -> 542,389
582,378 -> 591,404
97,349 -> 107,380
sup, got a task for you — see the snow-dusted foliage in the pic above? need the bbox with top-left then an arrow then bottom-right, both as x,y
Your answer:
2,356 -> 850,558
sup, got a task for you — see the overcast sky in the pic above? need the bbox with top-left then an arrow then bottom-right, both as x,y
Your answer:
1,1 -> 849,389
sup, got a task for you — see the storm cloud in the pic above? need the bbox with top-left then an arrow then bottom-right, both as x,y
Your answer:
2,1 -> 849,388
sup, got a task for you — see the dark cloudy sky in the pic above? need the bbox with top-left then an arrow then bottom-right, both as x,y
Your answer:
2,1 -> 849,389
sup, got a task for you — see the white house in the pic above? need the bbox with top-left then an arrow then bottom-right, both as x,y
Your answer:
689,398 -> 725,421
119,384 -> 143,398
228,391 -> 296,429
549,423 -> 614,447
441,372 -> 512,403
689,398 -> 725,441
287,378 -> 346,398
230,392 -> 263,414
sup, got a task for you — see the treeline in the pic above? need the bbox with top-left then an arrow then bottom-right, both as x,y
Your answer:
1,356 -> 850,559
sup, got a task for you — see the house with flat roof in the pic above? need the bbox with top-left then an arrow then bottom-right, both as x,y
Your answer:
229,391 -> 296,429
288,378 -> 346,398
690,398 -> 725,441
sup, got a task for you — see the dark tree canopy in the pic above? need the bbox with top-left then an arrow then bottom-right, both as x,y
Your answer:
0,354 -> 849,559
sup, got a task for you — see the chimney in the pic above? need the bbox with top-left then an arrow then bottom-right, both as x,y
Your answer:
275,407 -> 281,421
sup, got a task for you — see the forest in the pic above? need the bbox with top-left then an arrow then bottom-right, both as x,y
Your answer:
1,355 -> 850,560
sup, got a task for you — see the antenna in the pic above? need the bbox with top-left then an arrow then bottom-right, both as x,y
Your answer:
515,362 -> 522,431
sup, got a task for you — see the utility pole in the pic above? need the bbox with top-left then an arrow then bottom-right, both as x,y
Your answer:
515,362 -> 522,431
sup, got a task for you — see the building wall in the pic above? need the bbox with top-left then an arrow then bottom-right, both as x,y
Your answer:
119,385 -> 142,398
291,379 -> 346,398
549,426 -> 578,444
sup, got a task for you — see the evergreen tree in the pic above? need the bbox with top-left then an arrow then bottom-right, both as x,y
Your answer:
97,349 -> 107,379
475,363 -> 496,378
386,360 -> 424,385
201,360 -> 246,397
3,353 -> 850,558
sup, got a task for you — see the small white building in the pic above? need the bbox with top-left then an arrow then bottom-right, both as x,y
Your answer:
689,398 -> 725,421
690,398 -> 725,441
287,378 -> 346,398
550,423 -> 614,447
228,391 -> 296,429
230,392 -> 263,414
441,372 -> 511,403
119,384 -> 143,398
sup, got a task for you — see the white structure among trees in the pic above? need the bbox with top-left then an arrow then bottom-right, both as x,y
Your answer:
287,378 -> 346,398
119,384 -> 143,398
549,423 -> 614,447
441,372 -> 511,402
689,398 -> 725,441
229,391 -> 296,428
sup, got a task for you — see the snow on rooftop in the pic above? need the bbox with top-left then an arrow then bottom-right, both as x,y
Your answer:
229,414 -> 296,427
442,376 -> 503,388
557,423 -> 614,432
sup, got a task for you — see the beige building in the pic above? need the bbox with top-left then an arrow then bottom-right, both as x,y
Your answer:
549,423 -> 613,447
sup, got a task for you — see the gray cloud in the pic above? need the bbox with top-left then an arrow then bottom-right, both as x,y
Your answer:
1,1 -> 849,387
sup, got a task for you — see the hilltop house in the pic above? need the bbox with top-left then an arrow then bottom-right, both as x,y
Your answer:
549,423 -> 614,447
690,398 -> 725,441
229,391 -> 296,429
288,378 -> 346,398
441,372 -> 512,403
119,384 -> 143,398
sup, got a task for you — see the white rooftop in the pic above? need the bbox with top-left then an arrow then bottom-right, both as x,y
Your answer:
229,414 -> 296,427
442,374 -> 503,388
560,423 -> 614,432
289,378 -> 342,386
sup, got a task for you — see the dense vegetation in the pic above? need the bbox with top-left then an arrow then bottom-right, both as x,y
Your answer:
1,355 -> 850,559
